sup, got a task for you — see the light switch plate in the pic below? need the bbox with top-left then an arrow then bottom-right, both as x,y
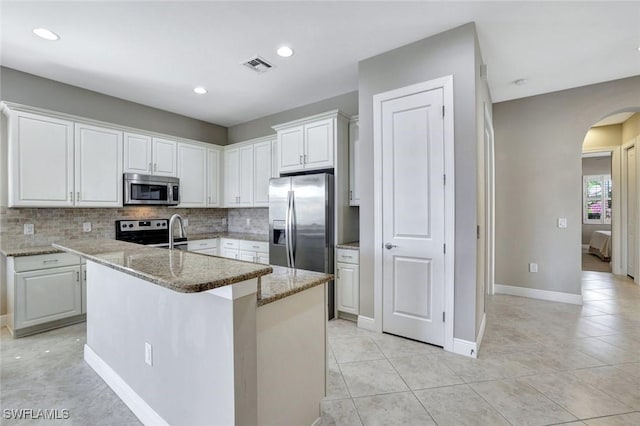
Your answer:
529,262 -> 538,273
83,222 -> 92,232
23,224 -> 34,235
558,218 -> 568,228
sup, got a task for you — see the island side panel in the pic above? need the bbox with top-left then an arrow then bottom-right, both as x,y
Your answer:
256,283 -> 326,426
85,261 -> 257,426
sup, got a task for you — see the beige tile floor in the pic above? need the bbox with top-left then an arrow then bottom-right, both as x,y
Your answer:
1,270 -> 639,425
321,271 -> 640,426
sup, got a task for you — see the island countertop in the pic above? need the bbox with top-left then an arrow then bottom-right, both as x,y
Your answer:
258,265 -> 333,306
53,239 -> 272,293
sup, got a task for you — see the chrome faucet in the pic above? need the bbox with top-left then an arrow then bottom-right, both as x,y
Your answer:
168,214 -> 186,250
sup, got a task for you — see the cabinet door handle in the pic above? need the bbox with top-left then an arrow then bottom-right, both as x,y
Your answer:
149,162 -> 153,172
83,270 -> 87,280
76,271 -> 80,282
349,190 -> 353,200
208,196 -> 211,204
299,155 -> 303,164
70,191 -> 73,202
304,154 -> 307,164
43,259 -> 59,264
77,192 -> 80,202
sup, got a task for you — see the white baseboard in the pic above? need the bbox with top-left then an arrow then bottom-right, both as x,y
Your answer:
84,345 -> 169,426
357,315 -> 378,332
494,284 -> 583,305
0,315 -> 6,328
452,338 -> 478,358
476,313 -> 487,352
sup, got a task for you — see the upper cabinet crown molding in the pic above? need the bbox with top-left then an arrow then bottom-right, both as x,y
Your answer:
271,109 -> 349,132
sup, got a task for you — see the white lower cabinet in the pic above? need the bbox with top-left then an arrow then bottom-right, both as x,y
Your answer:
217,238 -> 268,264
336,248 -> 359,315
7,253 -> 85,337
221,248 -> 239,259
187,239 -> 219,256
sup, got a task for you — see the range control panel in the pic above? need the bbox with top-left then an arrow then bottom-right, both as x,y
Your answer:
116,219 -> 168,232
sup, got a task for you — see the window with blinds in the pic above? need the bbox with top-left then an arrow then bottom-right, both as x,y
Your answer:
583,174 -> 612,224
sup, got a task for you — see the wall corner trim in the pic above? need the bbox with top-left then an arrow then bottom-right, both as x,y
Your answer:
452,338 -> 478,358
356,315 -> 377,332
84,344 -> 169,426
494,283 -> 583,305
476,313 -> 487,352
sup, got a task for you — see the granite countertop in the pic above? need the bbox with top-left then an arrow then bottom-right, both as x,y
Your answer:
336,241 -> 359,250
53,239 -> 272,294
1,233 -> 269,257
258,265 -> 333,306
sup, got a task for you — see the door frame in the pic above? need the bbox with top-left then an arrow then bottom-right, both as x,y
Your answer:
620,139 -> 639,282
484,103 -> 496,296
372,75 -> 455,353
582,146 -> 622,275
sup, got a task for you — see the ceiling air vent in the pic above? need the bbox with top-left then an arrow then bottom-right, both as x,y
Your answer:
242,56 -> 274,73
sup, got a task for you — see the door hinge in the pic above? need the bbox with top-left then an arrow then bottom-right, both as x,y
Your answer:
442,105 -> 445,118
442,312 -> 445,322
443,244 -> 446,254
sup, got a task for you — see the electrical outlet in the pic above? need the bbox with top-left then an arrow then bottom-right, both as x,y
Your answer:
83,222 -> 92,232
529,262 -> 538,273
183,218 -> 189,227
558,217 -> 567,228
23,224 -> 34,235
246,218 -> 251,226
145,342 -> 153,366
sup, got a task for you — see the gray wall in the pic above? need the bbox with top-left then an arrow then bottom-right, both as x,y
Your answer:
0,67 -> 227,145
581,157 -> 612,245
494,76 -> 640,295
227,91 -> 358,143
359,23 -> 480,342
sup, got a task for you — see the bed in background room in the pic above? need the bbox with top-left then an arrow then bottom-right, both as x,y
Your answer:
588,230 -> 611,261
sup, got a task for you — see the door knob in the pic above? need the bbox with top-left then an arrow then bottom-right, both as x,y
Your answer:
384,243 -> 397,250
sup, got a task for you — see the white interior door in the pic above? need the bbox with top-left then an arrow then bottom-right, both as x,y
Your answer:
627,146 -> 636,277
381,87 -> 445,346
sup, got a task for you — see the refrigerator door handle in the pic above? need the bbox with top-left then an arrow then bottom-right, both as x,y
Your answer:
285,191 -> 293,268
290,191 -> 296,268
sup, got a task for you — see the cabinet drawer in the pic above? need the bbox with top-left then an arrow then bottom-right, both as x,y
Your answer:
336,249 -> 359,264
239,240 -> 268,253
220,238 -> 239,249
188,239 -> 218,251
14,253 -> 81,272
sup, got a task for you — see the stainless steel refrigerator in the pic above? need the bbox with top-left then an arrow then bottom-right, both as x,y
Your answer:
269,173 -> 335,318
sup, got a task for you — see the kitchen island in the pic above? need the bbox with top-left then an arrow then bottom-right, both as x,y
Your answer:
53,239 -> 332,426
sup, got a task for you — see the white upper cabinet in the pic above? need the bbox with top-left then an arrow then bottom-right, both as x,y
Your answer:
271,139 -> 279,178
123,132 -> 152,174
224,145 -> 254,207
9,111 -> 74,207
124,134 -> 177,177
253,140 -> 273,206
304,118 -> 334,170
273,110 -> 346,175
349,116 -> 360,206
74,123 -> 123,207
207,148 -> 221,207
277,125 -> 304,174
177,142 -> 207,207
152,137 -> 177,177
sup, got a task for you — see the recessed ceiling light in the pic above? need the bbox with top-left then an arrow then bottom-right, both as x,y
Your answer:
513,78 -> 527,86
193,87 -> 207,95
277,46 -> 294,58
33,28 -> 60,41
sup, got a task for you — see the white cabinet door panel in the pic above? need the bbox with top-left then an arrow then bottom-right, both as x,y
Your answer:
221,248 -> 239,259
304,118 -> 334,170
337,262 -> 359,315
178,143 -> 207,207
15,265 -> 82,329
10,112 -> 74,207
224,148 -> 240,206
349,118 -> 360,206
253,141 -> 272,206
239,250 -> 256,262
257,253 -> 269,265
238,145 -> 254,206
124,132 -> 152,174
74,123 -> 123,207
278,125 -> 304,173
152,137 -> 177,177
207,148 -> 221,207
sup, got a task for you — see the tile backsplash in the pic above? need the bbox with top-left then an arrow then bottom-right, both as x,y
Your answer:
227,208 -> 268,235
0,207 -> 227,248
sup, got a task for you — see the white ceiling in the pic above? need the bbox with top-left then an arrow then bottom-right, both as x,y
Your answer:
2,1 -> 639,127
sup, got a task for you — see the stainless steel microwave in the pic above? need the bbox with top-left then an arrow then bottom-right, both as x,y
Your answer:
123,173 -> 180,206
